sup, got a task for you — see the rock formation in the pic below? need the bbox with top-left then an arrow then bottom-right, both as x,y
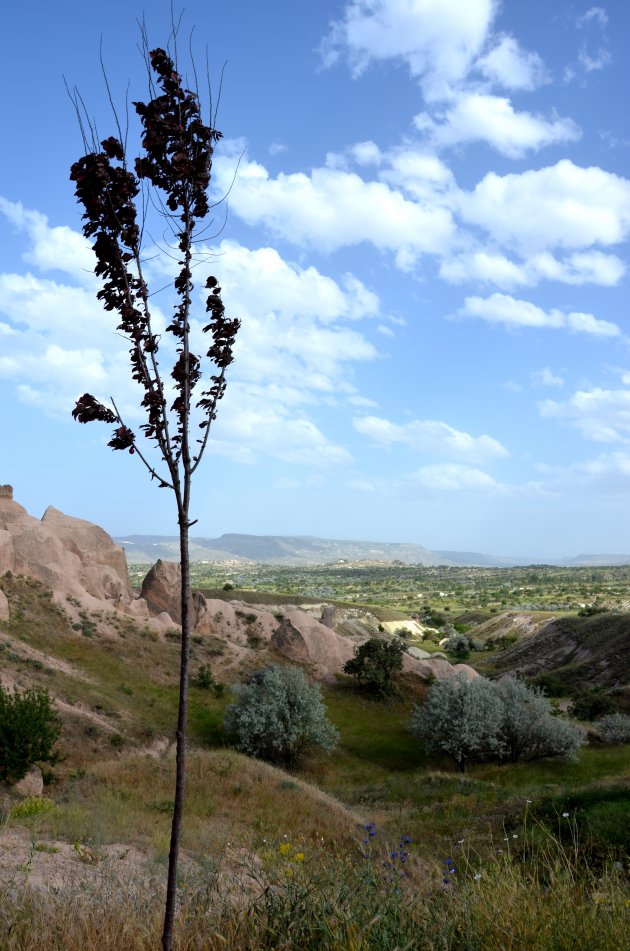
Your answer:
41,506 -> 131,603
140,559 -> 206,628
271,618 -> 311,664
0,485 -> 131,606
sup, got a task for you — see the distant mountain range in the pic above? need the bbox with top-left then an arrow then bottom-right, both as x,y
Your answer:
114,533 -> 630,568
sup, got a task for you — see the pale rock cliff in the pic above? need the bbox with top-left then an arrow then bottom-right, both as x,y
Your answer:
0,485 -> 131,606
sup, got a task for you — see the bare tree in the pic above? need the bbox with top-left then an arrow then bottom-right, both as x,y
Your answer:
69,42 -> 239,951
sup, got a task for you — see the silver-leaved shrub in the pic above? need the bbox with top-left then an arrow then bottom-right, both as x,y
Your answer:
224,665 -> 339,766
412,673 -> 585,771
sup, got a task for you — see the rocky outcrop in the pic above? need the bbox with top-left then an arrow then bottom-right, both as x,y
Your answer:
0,588 -> 8,622
271,618 -> 311,663
41,507 -> 131,603
0,486 -> 132,606
15,766 -> 44,797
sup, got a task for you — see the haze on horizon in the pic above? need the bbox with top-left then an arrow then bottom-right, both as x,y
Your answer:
1,1 -> 629,560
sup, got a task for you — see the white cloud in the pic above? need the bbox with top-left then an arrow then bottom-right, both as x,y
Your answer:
321,0 -> 496,100
413,463 -> 499,491
476,35 -> 548,90
538,388 -> 630,444
577,7 -> 608,28
0,202 -> 381,467
578,45 -> 611,72
353,414 -> 508,462
569,7 -> 611,79
0,197 -> 95,283
210,391 -> 353,467
350,140 -> 383,165
461,160 -> 630,254
530,367 -> 565,388
214,152 -> 455,264
440,251 -> 527,288
415,93 -> 580,158
440,248 -> 625,289
218,145 -> 629,286
459,293 -> 620,337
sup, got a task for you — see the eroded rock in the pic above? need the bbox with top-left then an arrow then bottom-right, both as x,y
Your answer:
271,617 -> 311,663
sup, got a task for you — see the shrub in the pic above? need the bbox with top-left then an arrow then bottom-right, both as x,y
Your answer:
10,796 -> 56,819
192,664 -> 224,697
412,675 -> 585,771
532,671 -> 567,697
224,665 -> 338,765
568,688 -> 617,721
596,713 -> 630,745
193,664 -> 215,690
493,677 -> 585,763
411,673 -> 504,771
343,637 -> 406,698
0,685 -> 62,782
441,634 -> 471,658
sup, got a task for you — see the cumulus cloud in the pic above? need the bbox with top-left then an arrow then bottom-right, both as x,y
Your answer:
320,0 -> 495,100
353,414 -> 508,462
0,203 -> 381,467
459,293 -> 620,337
440,248 -> 625,289
415,93 -> 579,158
216,146 -> 629,286
0,197 -> 95,282
213,152 -> 455,266
538,387 -> 630,444
476,35 -> 548,90
460,160 -> 630,254
413,463 -> 500,491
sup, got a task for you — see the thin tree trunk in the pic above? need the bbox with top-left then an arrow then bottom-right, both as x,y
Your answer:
162,514 -> 191,951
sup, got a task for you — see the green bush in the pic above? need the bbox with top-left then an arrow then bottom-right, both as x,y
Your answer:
0,685 -> 62,782
10,796 -> 56,819
224,665 -> 338,766
192,663 -> 225,697
568,688 -> 617,721
343,637 -> 405,698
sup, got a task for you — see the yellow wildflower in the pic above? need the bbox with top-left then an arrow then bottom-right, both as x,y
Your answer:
279,842 -> 292,856
295,853 -> 304,862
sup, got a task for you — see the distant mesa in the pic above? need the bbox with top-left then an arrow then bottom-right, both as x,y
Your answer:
116,531 -> 630,567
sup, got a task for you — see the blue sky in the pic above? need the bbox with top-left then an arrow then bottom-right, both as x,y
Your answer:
1,0 -> 629,557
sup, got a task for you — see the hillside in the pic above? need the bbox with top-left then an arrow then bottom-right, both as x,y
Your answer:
488,610 -> 630,697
